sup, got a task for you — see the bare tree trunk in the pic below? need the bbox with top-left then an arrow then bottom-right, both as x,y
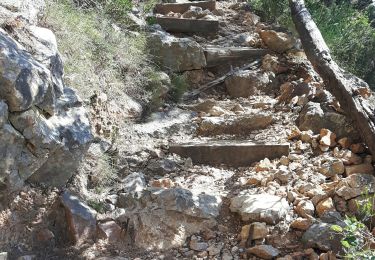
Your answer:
289,0 -> 375,160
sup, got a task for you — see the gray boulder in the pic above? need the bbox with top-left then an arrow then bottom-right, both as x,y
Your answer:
59,191 -> 97,244
297,102 -> 360,141
117,186 -> 221,250
13,25 -> 65,100
230,193 -> 290,224
0,0 -> 45,25
225,69 -> 270,98
148,30 -> 206,72
0,30 -> 53,112
302,212 -> 345,254
27,88 -> 92,187
0,4 -> 92,205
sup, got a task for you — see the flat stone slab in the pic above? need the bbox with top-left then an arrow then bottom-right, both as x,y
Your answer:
230,194 -> 290,224
169,140 -> 289,166
156,17 -> 219,34
155,1 -> 216,15
204,46 -> 270,67
197,113 -> 274,136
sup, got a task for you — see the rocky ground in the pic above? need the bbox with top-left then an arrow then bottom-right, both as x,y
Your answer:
0,0 -> 375,260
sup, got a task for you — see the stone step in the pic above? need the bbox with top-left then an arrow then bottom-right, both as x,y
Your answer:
155,1 -> 216,15
169,140 -> 289,167
204,46 -> 270,67
197,113 -> 274,136
155,17 -> 219,34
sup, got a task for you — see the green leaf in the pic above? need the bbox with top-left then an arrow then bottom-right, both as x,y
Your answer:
341,240 -> 351,248
331,225 -> 343,233
345,236 -> 358,246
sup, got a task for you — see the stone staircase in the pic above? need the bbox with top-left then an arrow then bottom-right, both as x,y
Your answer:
152,0 -> 292,168
141,2 -> 373,258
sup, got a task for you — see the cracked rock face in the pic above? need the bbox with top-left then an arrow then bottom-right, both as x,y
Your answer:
148,29 -> 207,72
117,174 -> 222,250
0,0 -> 92,206
230,194 -> 290,224
297,101 -> 360,141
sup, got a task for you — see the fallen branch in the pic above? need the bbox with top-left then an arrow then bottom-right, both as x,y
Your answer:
183,60 -> 260,100
289,0 -> 375,159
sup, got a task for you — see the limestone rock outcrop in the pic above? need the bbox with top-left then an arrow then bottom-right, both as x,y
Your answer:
116,173 -> 221,250
0,0 -> 92,205
148,29 -> 206,72
297,102 -> 360,141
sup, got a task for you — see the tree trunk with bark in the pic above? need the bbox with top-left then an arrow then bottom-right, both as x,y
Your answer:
289,0 -> 375,159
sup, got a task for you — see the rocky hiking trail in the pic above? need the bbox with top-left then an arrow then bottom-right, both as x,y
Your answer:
1,0 -> 375,259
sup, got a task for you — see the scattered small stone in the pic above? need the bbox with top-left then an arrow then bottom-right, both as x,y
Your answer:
230,194 -> 289,224
288,127 -> 301,140
255,158 -> 274,172
319,251 -> 337,260
295,200 -> 315,218
290,218 -> 312,230
247,245 -> 280,259
345,163 -> 375,176
240,225 -> 250,242
222,251 -> 233,260
319,144 -> 330,152
249,222 -> 268,240
207,244 -> 222,256
231,246 -> 239,253
150,178 -> 175,188
319,129 -> 336,147
300,130 -> 313,143
279,156 -> 290,166
59,191 -> 97,244
350,143 -> 366,154
319,159 -> 344,177
337,137 -> 351,149
97,221 -> 124,242
336,173 -> 375,200
316,198 -> 335,217
209,106 -> 227,116
202,228 -> 216,240
189,236 -> 209,252
259,30 -> 295,53
275,167 -> 291,184
334,149 -> 363,165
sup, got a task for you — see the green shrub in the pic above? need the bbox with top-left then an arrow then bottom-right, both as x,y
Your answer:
170,74 -> 188,102
248,0 -> 375,89
104,0 -> 132,13
331,191 -> 375,258
43,0 -> 150,101
307,2 -> 375,88
331,217 -> 375,259
143,0 -> 159,14
248,0 -> 292,26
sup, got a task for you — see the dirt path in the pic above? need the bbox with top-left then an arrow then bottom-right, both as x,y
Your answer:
1,1 -> 374,259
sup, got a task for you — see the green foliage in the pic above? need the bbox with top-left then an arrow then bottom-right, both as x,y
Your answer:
93,153 -> 117,188
248,0 -> 375,89
44,0 -> 151,101
143,0 -> 159,14
248,0 -> 292,27
307,2 -> 375,88
144,70 -> 169,110
330,191 -> 375,259
170,74 -> 188,102
104,0 -> 132,14
356,190 -> 375,225
331,217 -> 375,259
87,199 -> 106,213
